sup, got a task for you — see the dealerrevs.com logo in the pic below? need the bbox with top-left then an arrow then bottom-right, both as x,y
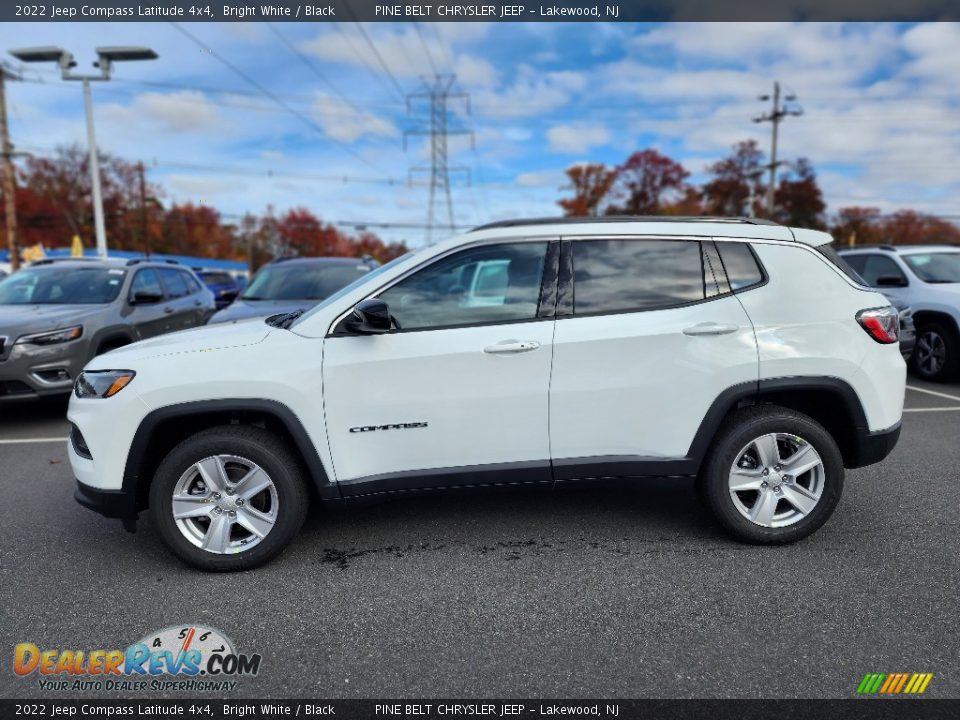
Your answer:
13,625 -> 261,692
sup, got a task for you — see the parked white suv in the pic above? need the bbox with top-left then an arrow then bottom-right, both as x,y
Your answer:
68,217 -> 906,571
838,245 -> 960,381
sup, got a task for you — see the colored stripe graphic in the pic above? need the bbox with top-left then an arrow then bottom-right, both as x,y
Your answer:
857,672 -> 933,694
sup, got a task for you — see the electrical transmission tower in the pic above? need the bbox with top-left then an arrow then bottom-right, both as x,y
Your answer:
405,74 -> 474,243
753,81 -> 803,216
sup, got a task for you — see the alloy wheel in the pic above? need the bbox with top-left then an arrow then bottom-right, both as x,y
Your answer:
728,433 -> 825,528
916,330 -> 947,377
171,454 -> 279,554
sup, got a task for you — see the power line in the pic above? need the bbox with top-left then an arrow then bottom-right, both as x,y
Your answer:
753,80 -> 803,215
169,22 -> 386,174
340,11 -> 406,102
405,74 -> 474,242
412,23 -> 439,75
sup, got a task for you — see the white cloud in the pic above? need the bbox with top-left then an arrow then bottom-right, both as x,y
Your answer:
133,91 -> 221,133
311,92 -> 397,143
546,124 -> 611,154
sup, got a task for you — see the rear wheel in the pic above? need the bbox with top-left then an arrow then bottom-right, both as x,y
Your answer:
911,321 -> 959,382
149,425 -> 308,571
699,406 -> 844,544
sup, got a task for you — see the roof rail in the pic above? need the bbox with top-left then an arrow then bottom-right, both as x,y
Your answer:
469,215 -> 782,232
30,257 -> 103,266
125,257 -> 180,266
836,244 -> 898,252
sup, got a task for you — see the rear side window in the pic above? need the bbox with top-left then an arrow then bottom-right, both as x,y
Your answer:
157,267 -> 189,298
572,239 -> 705,315
716,241 -> 764,290
817,246 -> 867,285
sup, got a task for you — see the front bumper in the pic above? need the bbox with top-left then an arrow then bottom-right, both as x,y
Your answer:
0,339 -> 89,400
847,421 -> 902,469
74,480 -> 138,532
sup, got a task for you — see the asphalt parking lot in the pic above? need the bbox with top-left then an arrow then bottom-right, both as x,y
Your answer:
1,378 -> 958,700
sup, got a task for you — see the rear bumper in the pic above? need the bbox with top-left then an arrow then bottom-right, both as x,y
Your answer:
847,421 -> 901,469
74,480 -> 138,532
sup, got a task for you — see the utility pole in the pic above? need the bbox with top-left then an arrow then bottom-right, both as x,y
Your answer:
753,81 -> 802,216
137,161 -> 148,255
405,74 -> 473,243
0,63 -> 20,271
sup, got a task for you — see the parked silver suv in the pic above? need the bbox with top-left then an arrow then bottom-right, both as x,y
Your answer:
0,258 -> 216,400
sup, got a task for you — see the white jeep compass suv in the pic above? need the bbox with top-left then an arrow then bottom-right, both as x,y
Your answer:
68,217 -> 906,571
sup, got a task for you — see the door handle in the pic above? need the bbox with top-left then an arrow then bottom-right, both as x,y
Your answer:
483,340 -> 540,354
683,322 -> 738,336
163,306 -> 175,314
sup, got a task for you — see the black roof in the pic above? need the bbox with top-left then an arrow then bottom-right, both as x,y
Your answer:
470,215 -> 781,232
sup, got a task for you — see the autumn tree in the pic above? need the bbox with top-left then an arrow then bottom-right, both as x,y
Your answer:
558,163 -> 618,217
773,158 -> 826,229
605,149 -> 690,216
830,207 -> 883,246
877,211 -> 960,246
702,140 -> 766,217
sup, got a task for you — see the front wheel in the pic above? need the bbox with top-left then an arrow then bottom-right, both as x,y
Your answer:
699,406 -> 844,545
149,426 -> 308,571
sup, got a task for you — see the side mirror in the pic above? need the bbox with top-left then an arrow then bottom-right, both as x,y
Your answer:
875,275 -> 908,288
343,298 -> 392,335
130,290 -> 164,305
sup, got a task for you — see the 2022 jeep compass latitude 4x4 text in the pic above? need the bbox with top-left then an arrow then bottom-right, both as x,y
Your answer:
68,217 -> 906,571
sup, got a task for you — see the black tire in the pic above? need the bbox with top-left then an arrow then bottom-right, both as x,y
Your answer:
149,425 -> 308,571
699,405 -> 844,545
911,321 -> 959,382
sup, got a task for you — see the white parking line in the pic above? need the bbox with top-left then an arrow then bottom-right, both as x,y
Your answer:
0,437 -> 67,445
906,385 -> 960,403
903,407 -> 960,413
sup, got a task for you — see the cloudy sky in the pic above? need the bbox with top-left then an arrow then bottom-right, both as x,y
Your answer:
2,21 -> 958,246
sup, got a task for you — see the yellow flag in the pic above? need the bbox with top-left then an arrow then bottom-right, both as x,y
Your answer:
70,235 -> 84,257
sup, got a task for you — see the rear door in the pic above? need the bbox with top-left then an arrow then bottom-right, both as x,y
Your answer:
548,237 -> 759,479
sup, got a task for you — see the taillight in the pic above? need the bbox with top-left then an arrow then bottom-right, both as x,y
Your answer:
857,306 -> 899,344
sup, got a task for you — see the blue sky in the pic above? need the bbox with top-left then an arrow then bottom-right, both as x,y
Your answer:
2,21 -> 958,246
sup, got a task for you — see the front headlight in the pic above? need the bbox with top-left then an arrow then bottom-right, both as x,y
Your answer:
15,325 -> 83,346
75,370 -> 136,399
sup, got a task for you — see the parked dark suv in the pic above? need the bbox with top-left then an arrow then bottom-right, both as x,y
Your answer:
0,258 -> 216,400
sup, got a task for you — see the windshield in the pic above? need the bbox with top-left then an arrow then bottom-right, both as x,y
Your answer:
902,253 -> 960,284
292,253 -> 413,328
0,267 -> 126,305
241,262 -> 373,301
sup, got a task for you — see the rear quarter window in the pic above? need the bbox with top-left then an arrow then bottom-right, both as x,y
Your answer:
715,241 -> 765,291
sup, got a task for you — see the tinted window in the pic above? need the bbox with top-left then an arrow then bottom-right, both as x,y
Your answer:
242,262 -> 371,301
572,239 -> 705,315
822,247 -> 868,285
200,272 -> 234,285
158,267 -> 189,298
716,241 -> 764,290
180,270 -> 202,294
131,268 -> 163,298
379,243 -> 547,331
0,267 -> 125,305
845,254 -> 906,286
901,253 -> 960,284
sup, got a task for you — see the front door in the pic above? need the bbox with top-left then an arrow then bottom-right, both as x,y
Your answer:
322,240 -> 556,493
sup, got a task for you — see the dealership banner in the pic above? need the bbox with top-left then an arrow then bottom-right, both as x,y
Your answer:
3,700 -> 960,719
2,0 -> 957,22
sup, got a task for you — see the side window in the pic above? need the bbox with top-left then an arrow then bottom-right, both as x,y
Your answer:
852,254 -> 907,286
572,239 -> 705,315
131,269 -> 163,298
157,267 -> 189,299
379,242 -> 548,331
180,270 -> 202,294
716,241 -> 764,291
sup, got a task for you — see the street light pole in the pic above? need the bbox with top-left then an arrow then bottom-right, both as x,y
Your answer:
82,78 -> 107,258
9,45 -> 157,259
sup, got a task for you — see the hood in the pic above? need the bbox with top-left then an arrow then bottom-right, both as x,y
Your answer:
207,298 -> 314,325
88,317 -> 271,368
0,304 -> 107,340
